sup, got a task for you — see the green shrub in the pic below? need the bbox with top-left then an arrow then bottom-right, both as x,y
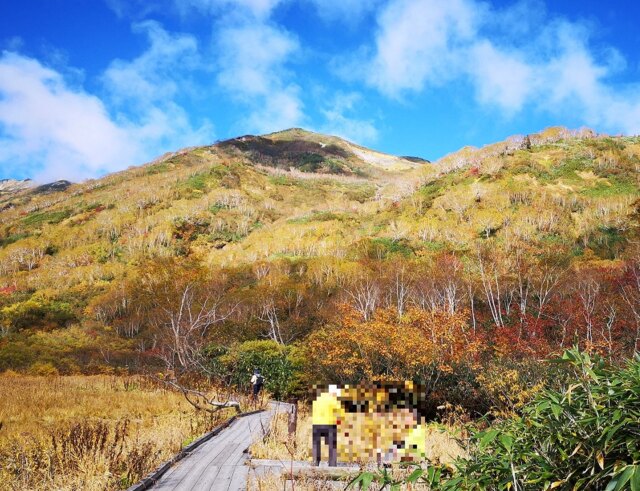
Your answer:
22,210 -> 71,226
0,232 -> 30,248
287,211 -> 341,224
420,181 -> 445,208
345,185 -> 376,203
145,162 -> 170,175
183,173 -> 208,191
581,177 -> 638,198
208,203 -> 229,214
370,238 -> 414,258
209,340 -> 304,399
269,175 -> 293,186
1,297 -> 76,331
453,349 -> 640,490
297,152 -> 325,172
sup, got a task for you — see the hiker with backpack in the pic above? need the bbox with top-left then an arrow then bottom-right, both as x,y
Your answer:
250,369 -> 264,400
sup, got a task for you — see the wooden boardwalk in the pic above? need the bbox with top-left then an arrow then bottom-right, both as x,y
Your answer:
151,403 -> 287,491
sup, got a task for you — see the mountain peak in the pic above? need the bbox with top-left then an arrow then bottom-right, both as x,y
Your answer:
214,128 -> 424,174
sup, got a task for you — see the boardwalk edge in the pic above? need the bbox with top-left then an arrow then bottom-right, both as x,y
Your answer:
125,408 -> 265,491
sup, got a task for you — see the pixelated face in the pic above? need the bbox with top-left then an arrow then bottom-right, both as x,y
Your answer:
312,382 -> 427,463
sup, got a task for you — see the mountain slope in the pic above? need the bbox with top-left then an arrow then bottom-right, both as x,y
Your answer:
1,126 -> 639,284
1,127 -> 639,372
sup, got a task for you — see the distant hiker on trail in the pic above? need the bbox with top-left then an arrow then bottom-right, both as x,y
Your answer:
312,385 -> 344,467
250,369 -> 264,399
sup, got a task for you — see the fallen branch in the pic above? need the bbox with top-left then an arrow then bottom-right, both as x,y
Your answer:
153,376 -> 241,414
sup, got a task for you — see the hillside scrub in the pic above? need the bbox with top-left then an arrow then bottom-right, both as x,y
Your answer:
208,339 -> 305,400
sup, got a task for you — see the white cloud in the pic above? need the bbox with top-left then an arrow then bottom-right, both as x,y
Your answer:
537,24 -> 640,134
247,88 -> 303,133
486,0 -> 547,42
217,23 -> 297,97
467,41 -> 534,112
369,0 -> 478,96
103,21 -> 199,106
0,52 -> 141,182
216,22 -> 304,132
0,22 -> 215,182
103,21 -> 214,150
105,0 -> 304,135
320,92 -> 378,143
362,0 -> 640,134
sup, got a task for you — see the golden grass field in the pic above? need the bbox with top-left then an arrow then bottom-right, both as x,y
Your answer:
0,373 -> 238,491
249,405 -> 468,490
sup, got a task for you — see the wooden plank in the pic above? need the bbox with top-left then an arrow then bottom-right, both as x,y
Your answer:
214,465 -> 235,487
189,464 -> 223,491
170,437 -> 244,489
250,459 -> 359,471
169,420 -> 243,484
127,415 -> 239,491
149,403 -> 290,491
249,459 -> 361,479
227,465 -> 250,491
159,419 -> 247,489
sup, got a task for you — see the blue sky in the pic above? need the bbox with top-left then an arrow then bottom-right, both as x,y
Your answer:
1,0 -> 639,182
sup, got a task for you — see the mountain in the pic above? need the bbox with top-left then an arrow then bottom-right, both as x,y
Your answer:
0,179 -> 73,208
217,128 -> 424,173
0,128 -> 427,254
0,179 -> 34,197
0,127 -> 639,372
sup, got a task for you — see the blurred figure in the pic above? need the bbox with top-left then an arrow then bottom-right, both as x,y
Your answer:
401,421 -> 427,461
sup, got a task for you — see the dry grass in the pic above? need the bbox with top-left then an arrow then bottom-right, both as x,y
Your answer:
248,471 -> 346,491
0,373 -> 239,490
422,426 -> 468,465
250,404 -> 313,463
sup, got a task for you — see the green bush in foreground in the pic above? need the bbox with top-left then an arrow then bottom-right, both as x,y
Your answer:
456,348 -> 640,490
350,348 -> 640,490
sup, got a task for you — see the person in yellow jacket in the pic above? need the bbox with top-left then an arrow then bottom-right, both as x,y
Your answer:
312,385 -> 345,466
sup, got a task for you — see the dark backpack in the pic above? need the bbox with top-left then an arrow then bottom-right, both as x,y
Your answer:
255,374 -> 264,386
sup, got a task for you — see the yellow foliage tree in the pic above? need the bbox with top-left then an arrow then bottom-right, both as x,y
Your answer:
306,305 -> 476,385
